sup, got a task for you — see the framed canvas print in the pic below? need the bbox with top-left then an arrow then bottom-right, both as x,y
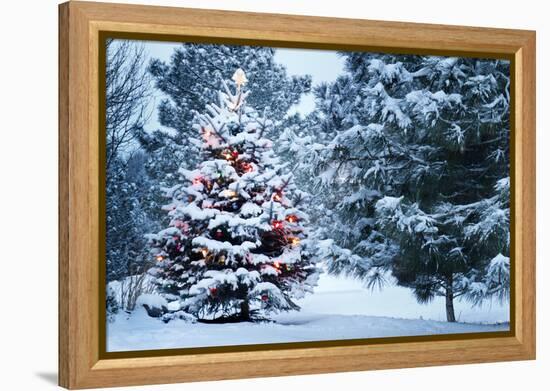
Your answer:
58,1 -> 536,389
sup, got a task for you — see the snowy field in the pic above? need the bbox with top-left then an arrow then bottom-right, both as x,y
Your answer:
107,272 -> 509,352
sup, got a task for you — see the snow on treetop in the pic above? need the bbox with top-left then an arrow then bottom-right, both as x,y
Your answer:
232,68 -> 248,87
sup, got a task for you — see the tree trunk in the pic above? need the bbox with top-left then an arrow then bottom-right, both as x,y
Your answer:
240,299 -> 250,321
445,285 -> 456,322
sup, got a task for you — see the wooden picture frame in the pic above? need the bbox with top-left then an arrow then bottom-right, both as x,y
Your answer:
58,1 -> 536,389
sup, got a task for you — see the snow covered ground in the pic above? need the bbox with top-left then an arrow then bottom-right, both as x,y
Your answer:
300,272 -> 510,324
107,272 -> 509,352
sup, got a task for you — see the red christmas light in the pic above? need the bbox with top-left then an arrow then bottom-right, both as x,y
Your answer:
241,162 -> 254,173
231,150 -> 239,159
285,215 -> 298,223
272,220 -> 284,230
209,287 -> 218,296
261,294 -> 269,302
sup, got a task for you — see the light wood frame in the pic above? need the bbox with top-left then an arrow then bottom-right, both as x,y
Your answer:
59,1 -> 536,389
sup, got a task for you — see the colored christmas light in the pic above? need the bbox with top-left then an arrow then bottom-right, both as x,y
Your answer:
272,220 -> 284,229
290,237 -> 301,246
241,162 -> 254,173
285,215 -> 298,223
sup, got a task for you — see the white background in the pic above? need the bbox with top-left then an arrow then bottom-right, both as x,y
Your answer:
0,0 -> 546,389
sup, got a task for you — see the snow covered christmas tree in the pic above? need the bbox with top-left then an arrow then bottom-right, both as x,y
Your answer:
147,69 -> 319,322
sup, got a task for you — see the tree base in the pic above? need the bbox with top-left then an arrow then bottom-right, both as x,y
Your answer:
197,310 -> 271,324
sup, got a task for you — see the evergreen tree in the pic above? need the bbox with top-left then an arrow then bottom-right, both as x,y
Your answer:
139,43 -> 311,228
147,69 -> 319,322
143,43 -> 311,180
106,157 -> 151,282
105,39 -> 154,284
291,53 -> 510,321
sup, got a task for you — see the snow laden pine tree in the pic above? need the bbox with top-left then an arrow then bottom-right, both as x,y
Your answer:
291,54 -> 511,322
138,44 -> 311,230
147,69 -> 318,322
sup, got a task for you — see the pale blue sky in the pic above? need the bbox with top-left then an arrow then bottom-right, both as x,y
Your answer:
135,40 -> 345,130
274,47 -> 345,115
